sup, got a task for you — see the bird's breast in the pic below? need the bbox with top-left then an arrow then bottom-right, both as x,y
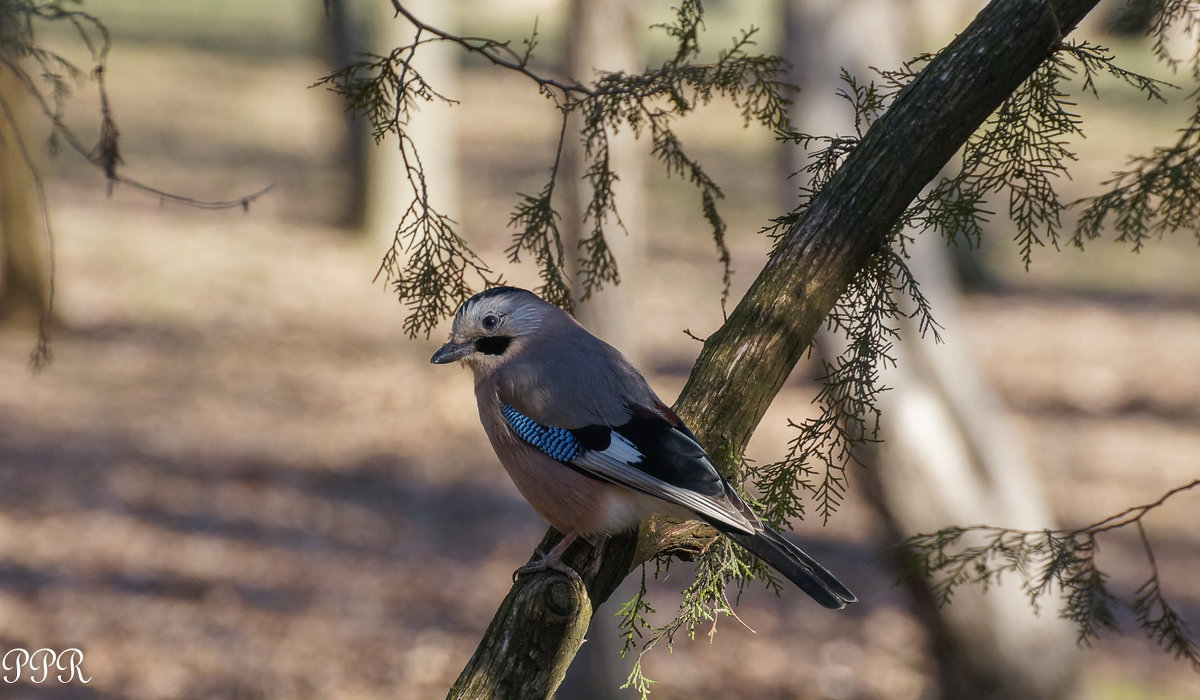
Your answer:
473,385 -> 655,535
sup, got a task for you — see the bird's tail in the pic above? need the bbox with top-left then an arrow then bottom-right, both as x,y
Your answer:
723,526 -> 857,610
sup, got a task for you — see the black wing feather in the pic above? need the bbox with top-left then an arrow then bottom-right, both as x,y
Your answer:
530,404 -> 858,609
609,405 -> 727,500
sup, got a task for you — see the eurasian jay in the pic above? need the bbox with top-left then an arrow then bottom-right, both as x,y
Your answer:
431,286 -> 856,609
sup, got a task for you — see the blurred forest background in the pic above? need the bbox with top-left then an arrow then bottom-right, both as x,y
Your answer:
0,0 -> 1198,698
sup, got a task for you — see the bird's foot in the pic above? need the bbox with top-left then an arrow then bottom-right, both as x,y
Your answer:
513,555 -> 584,587
512,532 -> 584,586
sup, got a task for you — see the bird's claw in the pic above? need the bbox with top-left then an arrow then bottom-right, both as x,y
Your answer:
513,556 -> 584,587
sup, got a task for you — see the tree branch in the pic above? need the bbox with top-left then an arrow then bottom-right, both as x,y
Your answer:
450,0 -> 1103,696
904,478 -> 1199,545
0,55 -> 274,211
386,0 -> 591,98
897,479 -> 1200,669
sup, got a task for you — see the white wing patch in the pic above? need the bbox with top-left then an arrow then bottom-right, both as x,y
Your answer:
572,432 -> 756,535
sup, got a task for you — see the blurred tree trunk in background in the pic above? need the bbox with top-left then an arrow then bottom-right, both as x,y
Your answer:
0,59 -> 48,325
322,0 -> 368,229
855,235 -> 1082,699
781,1 -> 1081,697
364,0 -> 460,245
560,0 -> 646,363
557,0 -> 645,696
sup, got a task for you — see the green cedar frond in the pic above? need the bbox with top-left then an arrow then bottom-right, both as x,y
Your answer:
1072,101 -> 1200,250
583,18 -> 792,302
575,126 -> 624,301
317,47 -> 500,332
953,54 -> 1081,268
652,0 -> 704,64
747,247 -> 941,526
1148,0 -> 1200,82
314,47 -> 459,146
1135,576 -> 1200,671
1134,520 -> 1200,670
508,182 -> 573,311
1060,41 -> 1173,100
837,68 -> 887,135
618,537 -> 761,699
327,1 -> 794,326
899,480 -> 1200,670
883,43 -> 1174,262
386,186 -> 499,337
901,177 -> 993,250
617,567 -> 656,660
763,71 -> 877,256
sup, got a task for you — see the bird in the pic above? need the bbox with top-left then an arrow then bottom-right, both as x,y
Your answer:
431,286 -> 857,609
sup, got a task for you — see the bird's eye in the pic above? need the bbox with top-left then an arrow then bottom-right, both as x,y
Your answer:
481,314 -> 500,331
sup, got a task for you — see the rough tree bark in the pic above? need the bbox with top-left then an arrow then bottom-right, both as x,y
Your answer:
449,0 -> 1101,697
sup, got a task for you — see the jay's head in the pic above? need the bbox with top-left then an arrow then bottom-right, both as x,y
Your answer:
431,286 -> 548,373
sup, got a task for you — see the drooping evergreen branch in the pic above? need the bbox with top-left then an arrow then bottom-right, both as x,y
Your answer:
1148,0 -> 1200,81
1073,98 -> 1200,249
507,105 -> 574,309
315,25 -> 504,333
617,537 -> 760,698
879,41 -> 1171,267
321,0 -> 794,327
576,120 -> 624,302
747,35 -> 1172,538
753,70 -> 944,531
1,54 -> 276,210
899,480 -> 1200,671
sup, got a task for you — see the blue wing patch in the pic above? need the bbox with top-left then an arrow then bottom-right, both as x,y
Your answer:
498,403 -> 756,534
501,404 -> 580,462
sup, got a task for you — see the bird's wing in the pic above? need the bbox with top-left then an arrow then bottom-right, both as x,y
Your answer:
499,401 -> 758,535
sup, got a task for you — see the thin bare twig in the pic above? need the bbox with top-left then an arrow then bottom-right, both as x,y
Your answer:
0,55 -> 273,210
387,0 -> 591,97
915,479 -> 1200,540
1083,479 -> 1200,534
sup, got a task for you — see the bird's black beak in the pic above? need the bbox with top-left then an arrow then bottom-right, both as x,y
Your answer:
431,340 -> 474,364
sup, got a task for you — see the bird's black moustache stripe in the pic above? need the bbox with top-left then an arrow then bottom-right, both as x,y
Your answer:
475,336 -> 511,355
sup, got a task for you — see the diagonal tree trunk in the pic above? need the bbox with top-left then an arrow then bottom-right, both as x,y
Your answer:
449,1 -> 1101,697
